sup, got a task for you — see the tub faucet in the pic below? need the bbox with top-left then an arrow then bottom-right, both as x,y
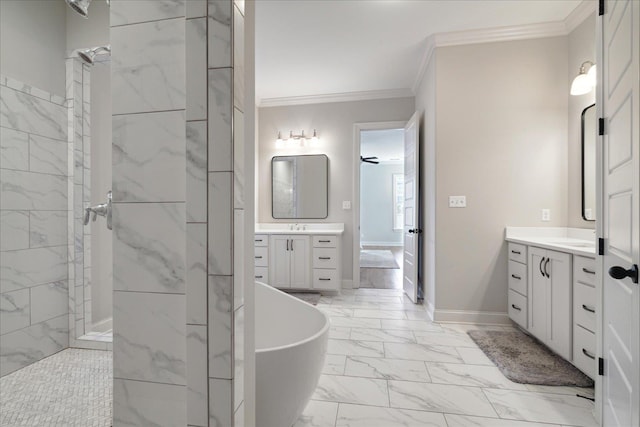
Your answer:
84,190 -> 112,230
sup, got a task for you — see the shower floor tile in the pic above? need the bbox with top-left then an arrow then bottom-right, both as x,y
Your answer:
0,348 -> 112,426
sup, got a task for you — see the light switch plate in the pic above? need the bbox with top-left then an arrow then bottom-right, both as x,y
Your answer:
449,196 -> 466,208
342,201 -> 351,210
541,209 -> 551,221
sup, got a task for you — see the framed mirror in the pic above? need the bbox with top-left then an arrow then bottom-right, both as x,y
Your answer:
582,103 -> 596,221
272,155 -> 329,219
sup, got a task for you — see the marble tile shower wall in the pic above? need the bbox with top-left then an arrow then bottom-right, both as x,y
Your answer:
186,0 -> 246,425
0,75 -> 70,377
110,0 -> 187,424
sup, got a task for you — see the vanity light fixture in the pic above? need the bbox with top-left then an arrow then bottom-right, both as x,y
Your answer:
570,61 -> 596,96
276,129 -> 319,147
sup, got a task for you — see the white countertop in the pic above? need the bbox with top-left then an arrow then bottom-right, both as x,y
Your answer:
255,223 -> 345,235
505,227 -> 596,257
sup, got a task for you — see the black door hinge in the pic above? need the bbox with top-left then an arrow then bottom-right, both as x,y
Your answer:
599,357 -> 605,375
599,118 -> 605,136
598,238 -> 605,256
599,0 -> 605,16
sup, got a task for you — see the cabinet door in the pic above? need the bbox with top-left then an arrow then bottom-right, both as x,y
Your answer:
546,250 -> 572,360
269,235 -> 291,288
528,246 -> 547,341
290,235 -> 310,288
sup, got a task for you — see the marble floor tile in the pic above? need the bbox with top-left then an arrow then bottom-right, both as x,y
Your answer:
404,310 -> 432,321
336,403 -> 446,427
455,347 -> 495,366
353,309 -> 406,320
349,328 -> 415,343
483,388 -> 598,427
345,356 -> 431,382
330,316 -> 382,329
355,296 -> 403,303
321,307 -> 355,317
294,400 -> 339,427
384,342 -> 462,363
328,339 -> 385,358
525,384 -> 595,397
439,323 -> 507,335
312,375 -> 389,407
426,362 -> 528,390
445,414 -> 562,427
323,354 -> 347,375
329,327 -> 351,339
380,319 -> 443,332
388,381 -> 497,417
413,330 -> 477,347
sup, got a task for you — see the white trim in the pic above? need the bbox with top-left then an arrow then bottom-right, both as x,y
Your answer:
434,21 -> 568,48
411,36 -> 436,94
259,88 -> 414,108
341,279 -> 354,290
426,300 -> 435,322
353,120 -> 408,289
564,0 -> 597,33
433,309 -> 511,325
361,241 -> 403,247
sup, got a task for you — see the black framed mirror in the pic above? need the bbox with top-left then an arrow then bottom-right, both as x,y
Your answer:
581,103 -> 596,221
271,154 -> 329,219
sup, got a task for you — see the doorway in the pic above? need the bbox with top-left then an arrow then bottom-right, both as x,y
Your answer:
357,127 -> 405,289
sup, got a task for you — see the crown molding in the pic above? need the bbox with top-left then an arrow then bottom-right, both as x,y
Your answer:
564,0 -> 597,33
258,88 -> 414,108
411,35 -> 436,94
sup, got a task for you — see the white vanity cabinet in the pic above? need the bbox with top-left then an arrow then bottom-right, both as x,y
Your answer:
507,243 -> 528,329
254,234 -> 269,282
269,235 -> 310,289
572,255 -> 597,378
528,247 -> 572,360
312,236 -> 341,291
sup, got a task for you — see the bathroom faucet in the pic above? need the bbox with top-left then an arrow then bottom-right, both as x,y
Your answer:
84,190 -> 112,230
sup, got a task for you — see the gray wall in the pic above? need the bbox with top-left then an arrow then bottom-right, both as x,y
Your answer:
360,162 -> 403,246
0,0 -> 67,97
568,13 -> 596,228
416,36 -> 569,316
0,77 -> 69,376
257,97 -> 415,281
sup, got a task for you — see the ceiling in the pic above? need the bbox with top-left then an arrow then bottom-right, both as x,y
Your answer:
361,129 -> 404,162
255,0 -> 583,103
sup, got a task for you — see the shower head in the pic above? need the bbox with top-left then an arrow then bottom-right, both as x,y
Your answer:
65,0 -> 91,18
65,0 -> 109,19
77,45 -> 111,65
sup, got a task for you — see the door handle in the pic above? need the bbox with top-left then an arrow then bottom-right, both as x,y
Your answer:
544,258 -> 550,278
408,229 -> 422,234
608,264 -> 638,284
539,257 -> 545,277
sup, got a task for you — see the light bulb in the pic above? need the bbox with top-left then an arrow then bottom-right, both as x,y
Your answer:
570,73 -> 592,96
310,129 -> 318,145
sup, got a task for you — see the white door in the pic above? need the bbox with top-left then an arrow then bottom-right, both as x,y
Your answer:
270,235 -> 291,288
547,250 -> 572,360
290,235 -> 310,288
528,247 -> 548,341
601,1 -> 639,425
403,112 -> 420,303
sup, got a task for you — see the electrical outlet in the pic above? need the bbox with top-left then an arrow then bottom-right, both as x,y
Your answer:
449,196 -> 466,208
541,209 -> 551,221
342,201 -> 351,210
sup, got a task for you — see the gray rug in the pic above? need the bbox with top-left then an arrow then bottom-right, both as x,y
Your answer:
285,291 -> 321,305
468,329 -> 594,387
360,250 -> 399,269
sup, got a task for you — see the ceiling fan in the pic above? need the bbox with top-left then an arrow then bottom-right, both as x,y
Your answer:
360,156 -> 379,164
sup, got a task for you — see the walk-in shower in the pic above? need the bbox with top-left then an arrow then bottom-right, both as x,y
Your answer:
77,45 -> 111,66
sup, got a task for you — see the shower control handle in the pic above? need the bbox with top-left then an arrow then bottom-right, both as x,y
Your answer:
84,191 -> 113,230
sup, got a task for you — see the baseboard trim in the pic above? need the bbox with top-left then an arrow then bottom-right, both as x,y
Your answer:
341,279 -> 354,289
433,309 -> 510,325
426,300 -> 435,322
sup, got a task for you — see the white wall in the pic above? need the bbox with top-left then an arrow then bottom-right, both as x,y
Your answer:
257,97 -> 415,281
416,36 -> 569,317
0,0 -> 67,97
360,162 -> 403,246
568,13 -> 596,228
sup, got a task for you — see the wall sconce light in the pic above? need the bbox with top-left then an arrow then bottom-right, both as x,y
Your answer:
276,129 -> 319,148
570,61 -> 596,96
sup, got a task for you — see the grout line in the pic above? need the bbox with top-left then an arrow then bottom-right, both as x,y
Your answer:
112,108 -> 185,117
110,15 -> 185,29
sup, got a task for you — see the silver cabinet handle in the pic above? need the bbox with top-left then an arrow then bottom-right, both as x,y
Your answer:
582,304 -> 596,313
582,348 -> 596,360
511,304 -> 522,311
582,267 -> 596,275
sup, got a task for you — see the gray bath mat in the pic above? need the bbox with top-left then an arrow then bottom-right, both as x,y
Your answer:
285,291 -> 321,305
468,329 -> 594,387
360,250 -> 399,269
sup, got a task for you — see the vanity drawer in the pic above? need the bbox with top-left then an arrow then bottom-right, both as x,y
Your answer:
254,246 -> 269,267
508,243 -> 527,264
508,260 -> 527,296
313,235 -> 337,248
574,281 -> 596,333
313,269 -> 339,290
254,266 -> 268,282
313,248 -> 337,269
254,234 -> 268,247
508,290 -> 527,329
573,324 -> 596,378
574,256 -> 596,286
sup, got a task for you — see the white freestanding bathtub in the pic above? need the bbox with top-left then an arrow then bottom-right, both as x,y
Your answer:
256,282 -> 329,427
